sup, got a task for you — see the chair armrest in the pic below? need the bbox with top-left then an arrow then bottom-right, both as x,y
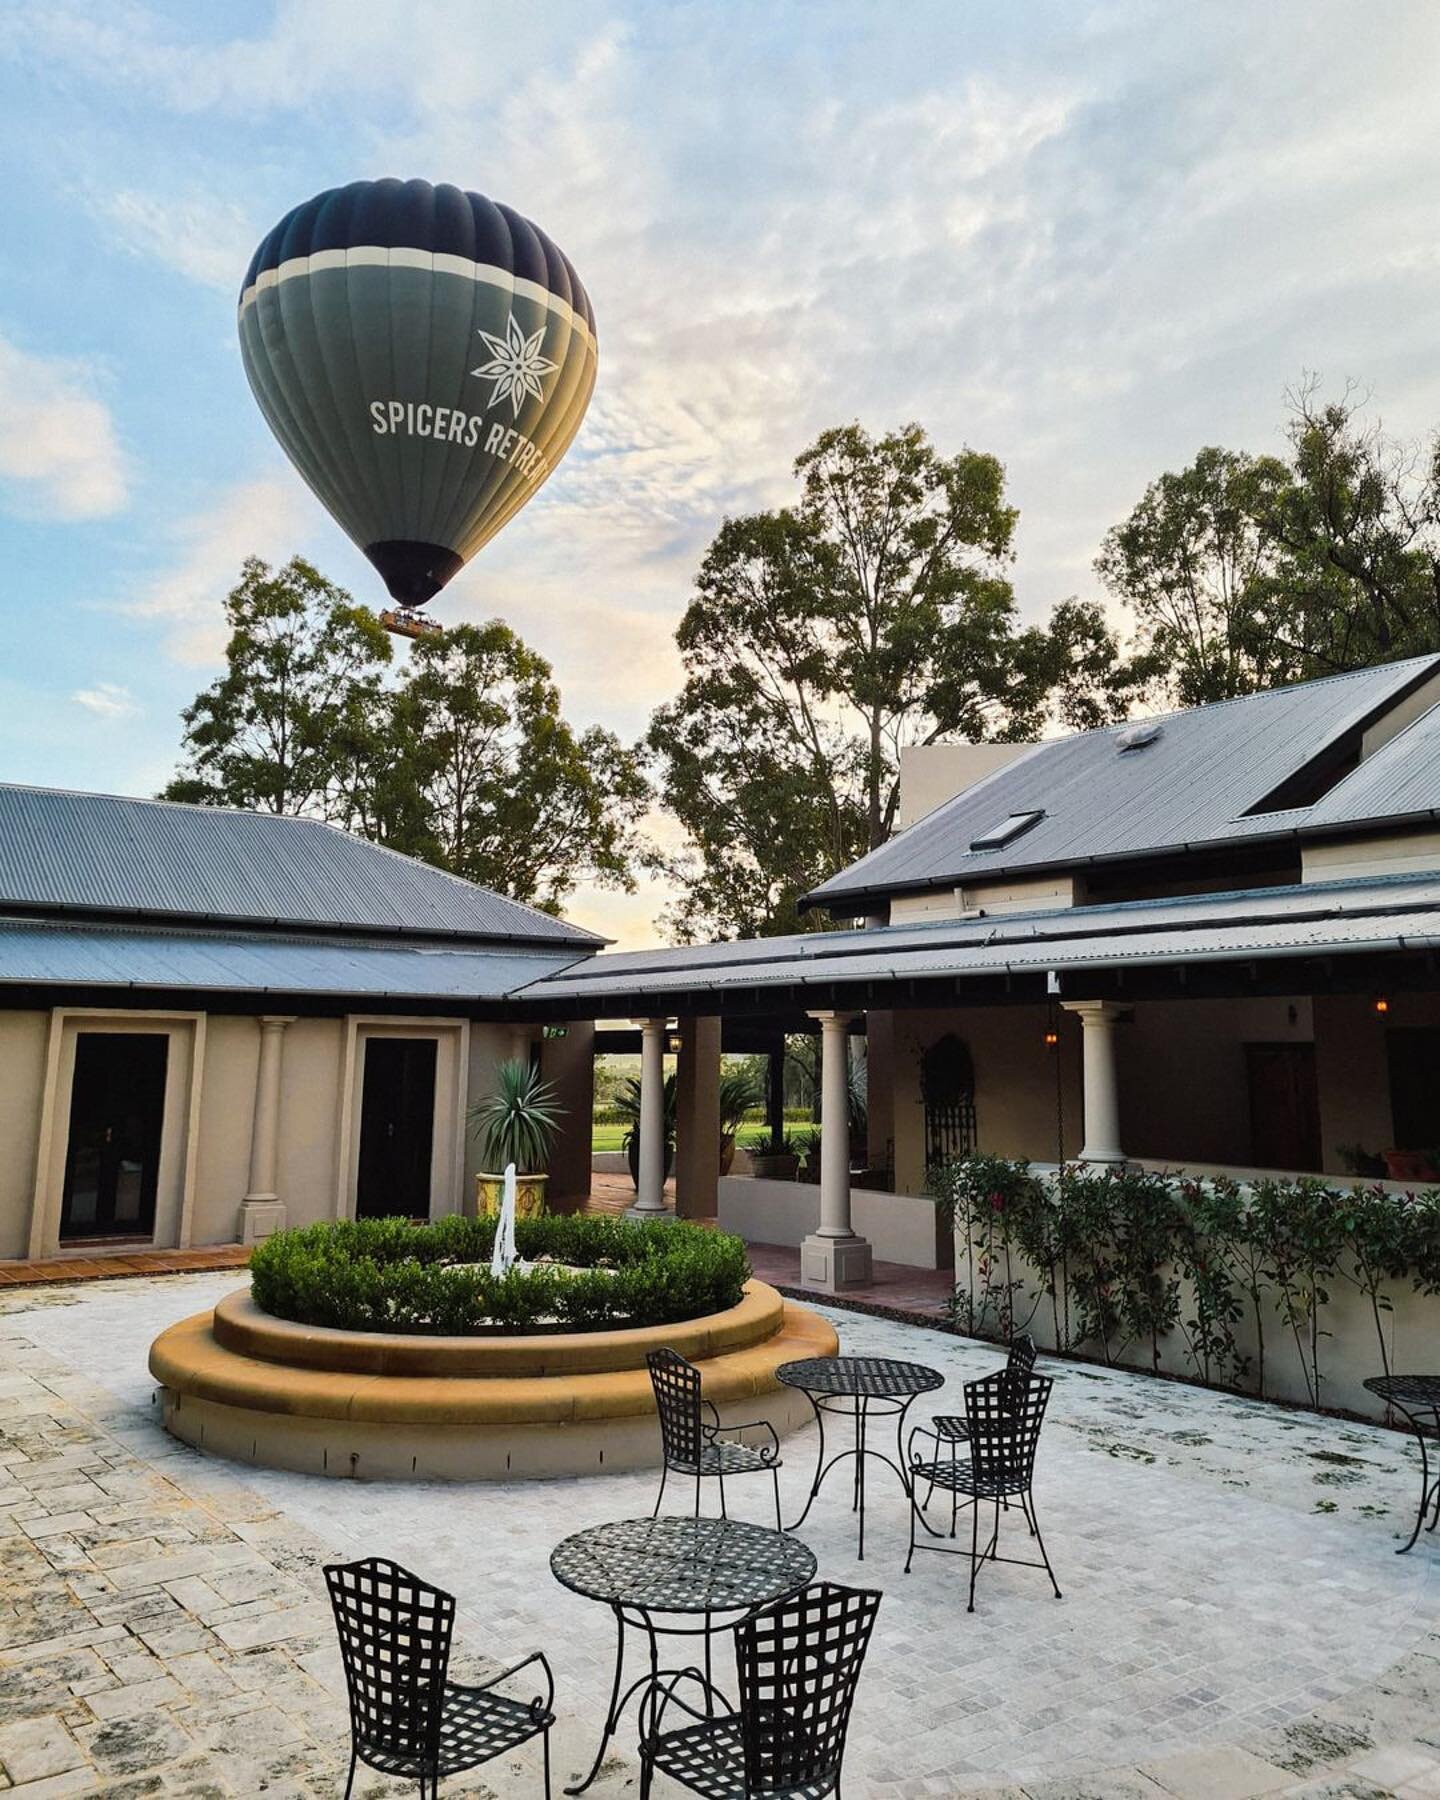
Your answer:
638,1665 -> 731,1745
708,1418 -> 781,1464
455,1649 -> 555,1722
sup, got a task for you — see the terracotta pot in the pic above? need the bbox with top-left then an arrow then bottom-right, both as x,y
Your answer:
1382,1150 -> 1440,1183
719,1135 -> 737,1176
475,1173 -> 548,1218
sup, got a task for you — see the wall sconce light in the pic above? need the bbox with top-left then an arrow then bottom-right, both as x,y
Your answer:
667,1034 -> 683,1053
1043,1030 -> 1059,1048
1374,997 -> 1390,1015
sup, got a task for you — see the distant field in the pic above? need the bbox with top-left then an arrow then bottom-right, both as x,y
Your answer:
590,1120 -> 788,1154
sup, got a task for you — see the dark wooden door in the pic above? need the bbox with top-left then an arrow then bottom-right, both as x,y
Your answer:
61,1033 -> 168,1240
1386,1027 -> 1440,1150
356,1038 -> 437,1220
1246,1042 -> 1321,1173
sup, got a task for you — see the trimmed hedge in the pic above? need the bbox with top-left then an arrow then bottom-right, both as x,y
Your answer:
248,1212 -> 751,1336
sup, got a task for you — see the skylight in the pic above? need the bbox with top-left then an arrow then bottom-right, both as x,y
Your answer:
969,809 -> 1045,852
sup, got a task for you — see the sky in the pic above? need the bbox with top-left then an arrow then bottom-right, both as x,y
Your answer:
2,1 -> 1439,947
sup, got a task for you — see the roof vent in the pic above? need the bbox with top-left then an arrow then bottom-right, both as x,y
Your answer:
969,809 -> 1044,852
1115,722 -> 1163,752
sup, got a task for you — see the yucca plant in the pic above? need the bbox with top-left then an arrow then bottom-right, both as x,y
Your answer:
470,1059 -> 565,1174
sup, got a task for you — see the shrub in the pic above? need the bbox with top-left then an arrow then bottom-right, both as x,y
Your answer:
249,1213 -> 750,1335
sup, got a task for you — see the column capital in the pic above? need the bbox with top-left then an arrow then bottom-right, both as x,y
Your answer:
630,1016 -> 670,1035
1060,1000 -> 1126,1025
805,1009 -> 860,1029
257,1014 -> 298,1030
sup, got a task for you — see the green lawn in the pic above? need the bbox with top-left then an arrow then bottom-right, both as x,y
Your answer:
591,1120 -> 792,1154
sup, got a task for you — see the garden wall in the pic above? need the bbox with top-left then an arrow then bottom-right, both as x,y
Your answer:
939,1158 -> 1440,1424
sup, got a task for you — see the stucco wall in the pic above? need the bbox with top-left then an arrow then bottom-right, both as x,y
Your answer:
884,992 -> 1431,1193
718,1175 -> 951,1268
0,1012 -> 49,1259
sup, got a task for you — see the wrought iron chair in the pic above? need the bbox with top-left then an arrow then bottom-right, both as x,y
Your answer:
905,1368 -> 1062,1612
912,1331 -> 1037,1524
324,1556 -> 554,1798
647,1346 -> 783,1529
637,1580 -> 881,1800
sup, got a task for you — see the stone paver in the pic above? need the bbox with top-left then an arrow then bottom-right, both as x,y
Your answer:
0,1272 -> 1435,1797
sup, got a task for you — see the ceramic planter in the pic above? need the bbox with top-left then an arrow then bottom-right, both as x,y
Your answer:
475,1173 -> 548,1218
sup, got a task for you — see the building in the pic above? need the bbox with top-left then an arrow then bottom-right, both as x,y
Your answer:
519,653 -> 1440,1288
0,786 -> 599,1261
3,653 -> 1440,1283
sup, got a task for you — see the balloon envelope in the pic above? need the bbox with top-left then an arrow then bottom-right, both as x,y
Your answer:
238,178 -> 597,607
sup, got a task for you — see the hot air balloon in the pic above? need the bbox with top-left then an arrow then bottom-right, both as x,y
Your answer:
238,179 -> 597,635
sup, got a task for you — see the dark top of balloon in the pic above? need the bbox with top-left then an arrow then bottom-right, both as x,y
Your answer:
240,178 -> 594,333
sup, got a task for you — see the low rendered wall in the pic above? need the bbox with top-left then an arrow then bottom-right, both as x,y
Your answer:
952,1170 -> 1440,1423
149,1279 -> 837,1481
718,1176 -> 952,1269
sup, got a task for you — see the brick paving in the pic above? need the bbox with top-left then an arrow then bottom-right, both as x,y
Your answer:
0,1248 -> 251,1290
0,1273 -> 1438,1797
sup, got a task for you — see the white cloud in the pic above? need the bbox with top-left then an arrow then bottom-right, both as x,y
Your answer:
0,331 -> 128,519
94,189 -> 256,293
121,474 -> 311,663
71,682 -> 139,719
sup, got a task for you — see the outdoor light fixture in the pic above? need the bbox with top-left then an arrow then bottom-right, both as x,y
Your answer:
1374,997 -> 1390,1015
1044,1030 -> 1059,1048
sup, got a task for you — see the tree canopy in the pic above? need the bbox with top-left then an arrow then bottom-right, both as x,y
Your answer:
1099,385 -> 1440,705
648,422 -> 1141,940
164,559 -> 648,914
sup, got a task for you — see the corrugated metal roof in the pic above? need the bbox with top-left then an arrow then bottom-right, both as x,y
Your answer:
807,655 -> 1440,907
521,872 -> 1440,1003
0,785 -> 601,946
1309,698 -> 1440,825
0,918 -> 588,1001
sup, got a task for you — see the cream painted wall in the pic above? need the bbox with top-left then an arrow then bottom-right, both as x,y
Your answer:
883,989 -> 1440,1189
1303,829 -> 1440,883
889,1004 -> 1085,1196
0,1013 -> 48,1259
542,1020 -> 598,1205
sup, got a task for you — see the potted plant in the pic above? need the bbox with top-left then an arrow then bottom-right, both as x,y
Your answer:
613,1073 -> 678,1191
718,1067 -> 761,1176
470,1058 -> 565,1219
793,1127 -> 822,1183
748,1122 -> 799,1181
1382,1148 -> 1440,1183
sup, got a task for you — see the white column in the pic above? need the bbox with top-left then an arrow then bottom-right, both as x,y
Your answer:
238,1015 -> 295,1244
626,1018 -> 670,1220
800,1011 -> 873,1290
1061,1001 -> 1127,1164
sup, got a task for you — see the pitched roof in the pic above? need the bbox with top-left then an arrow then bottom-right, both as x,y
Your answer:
0,784 -> 602,947
806,655 -> 1440,911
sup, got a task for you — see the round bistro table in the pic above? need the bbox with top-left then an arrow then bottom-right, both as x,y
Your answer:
1363,1374 -> 1440,1553
778,1355 -> 944,1561
550,1514 -> 816,1794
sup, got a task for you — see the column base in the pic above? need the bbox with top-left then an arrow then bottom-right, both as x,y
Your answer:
237,1199 -> 287,1246
624,1201 -> 671,1223
800,1233 -> 873,1292
1078,1151 -> 1128,1167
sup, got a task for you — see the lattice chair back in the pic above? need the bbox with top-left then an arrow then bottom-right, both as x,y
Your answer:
647,1347 -> 704,1470
965,1367 -> 1052,1488
1000,1332 -> 1038,1413
325,1557 -> 455,1770
735,1580 -> 881,1794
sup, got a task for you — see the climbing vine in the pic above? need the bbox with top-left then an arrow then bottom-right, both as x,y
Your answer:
930,1157 -> 1440,1405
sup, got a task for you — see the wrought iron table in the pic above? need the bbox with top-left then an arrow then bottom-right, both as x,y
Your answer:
550,1514 -> 815,1794
1364,1374 -> 1440,1553
778,1354 -> 944,1560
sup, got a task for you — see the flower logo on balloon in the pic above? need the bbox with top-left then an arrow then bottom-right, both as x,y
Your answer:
472,315 -> 558,418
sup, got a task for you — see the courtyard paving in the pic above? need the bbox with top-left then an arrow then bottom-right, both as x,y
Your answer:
0,1273 -> 1437,1799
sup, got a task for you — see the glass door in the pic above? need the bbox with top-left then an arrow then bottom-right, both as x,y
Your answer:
61,1033 -> 169,1240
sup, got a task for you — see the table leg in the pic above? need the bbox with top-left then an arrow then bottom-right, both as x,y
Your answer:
566,1605 -> 628,1795
857,1399 -> 867,1561
784,1395 -> 827,1531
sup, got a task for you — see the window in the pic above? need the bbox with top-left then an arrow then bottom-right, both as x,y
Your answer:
969,810 -> 1044,852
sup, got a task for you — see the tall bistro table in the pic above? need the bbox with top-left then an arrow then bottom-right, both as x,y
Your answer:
778,1355 -> 944,1561
550,1514 -> 816,1795
1363,1375 -> 1440,1553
